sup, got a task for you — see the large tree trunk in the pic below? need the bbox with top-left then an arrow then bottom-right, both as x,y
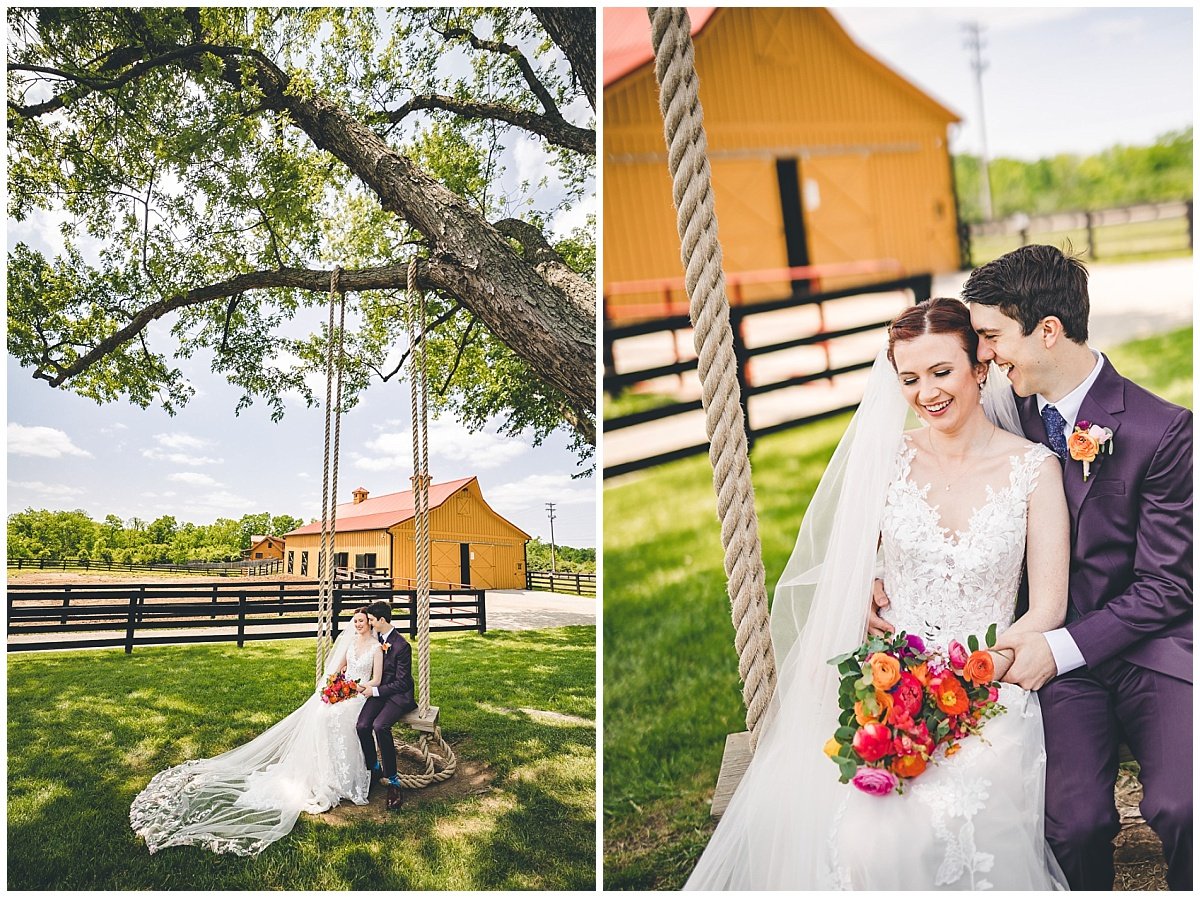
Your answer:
534,8 -> 597,111
251,69 -> 595,430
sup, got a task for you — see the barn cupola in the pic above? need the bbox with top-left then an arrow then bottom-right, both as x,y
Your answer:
352,487 -> 369,504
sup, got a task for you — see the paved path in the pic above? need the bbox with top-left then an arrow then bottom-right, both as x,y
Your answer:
606,257 -> 1192,473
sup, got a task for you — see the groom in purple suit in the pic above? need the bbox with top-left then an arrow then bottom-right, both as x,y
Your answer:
356,600 -> 417,790
964,245 -> 1192,890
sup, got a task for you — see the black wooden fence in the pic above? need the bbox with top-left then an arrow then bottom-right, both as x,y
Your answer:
526,570 -> 596,596
7,580 -> 486,653
8,557 -> 285,576
603,273 -> 932,477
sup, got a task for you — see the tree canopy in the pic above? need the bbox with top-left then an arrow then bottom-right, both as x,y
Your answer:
955,128 -> 1192,222
8,507 -> 304,564
7,7 -> 596,462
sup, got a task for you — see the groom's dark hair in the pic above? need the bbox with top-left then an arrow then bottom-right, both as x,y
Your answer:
365,601 -> 393,622
961,243 -> 1090,342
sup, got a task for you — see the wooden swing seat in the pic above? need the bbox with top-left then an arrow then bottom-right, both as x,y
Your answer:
401,703 -> 440,733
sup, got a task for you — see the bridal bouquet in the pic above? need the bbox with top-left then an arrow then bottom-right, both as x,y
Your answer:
320,671 -> 361,704
825,627 -> 1007,796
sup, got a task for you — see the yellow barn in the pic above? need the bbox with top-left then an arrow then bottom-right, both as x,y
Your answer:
604,7 -> 963,317
282,477 -> 531,590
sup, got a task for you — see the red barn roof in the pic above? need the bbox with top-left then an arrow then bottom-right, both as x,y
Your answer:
285,476 -> 476,536
603,7 -> 716,87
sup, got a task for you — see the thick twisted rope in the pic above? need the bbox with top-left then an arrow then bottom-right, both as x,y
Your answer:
648,7 -> 776,746
315,267 -> 346,679
397,258 -> 456,788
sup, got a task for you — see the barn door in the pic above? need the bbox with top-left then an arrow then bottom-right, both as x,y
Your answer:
709,158 -> 791,302
430,540 -> 460,590
800,154 -> 881,265
775,158 -> 810,298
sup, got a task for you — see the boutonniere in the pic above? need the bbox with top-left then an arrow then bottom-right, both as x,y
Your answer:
1067,420 -> 1114,481
379,641 -> 390,653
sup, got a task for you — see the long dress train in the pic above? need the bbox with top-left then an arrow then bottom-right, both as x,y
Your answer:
130,635 -> 374,856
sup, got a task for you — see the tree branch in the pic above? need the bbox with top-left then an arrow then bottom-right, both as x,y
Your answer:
439,318 -> 477,395
379,302 -> 463,382
532,9 -> 596,112
376,94 -> 594,155
441,26 -> 560,117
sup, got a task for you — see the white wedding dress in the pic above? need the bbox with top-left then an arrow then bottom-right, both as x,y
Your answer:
130,630 -> 375,855
686,436 -> 1069,890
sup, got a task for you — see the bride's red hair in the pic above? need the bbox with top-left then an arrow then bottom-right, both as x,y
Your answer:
886,298 -> 980,368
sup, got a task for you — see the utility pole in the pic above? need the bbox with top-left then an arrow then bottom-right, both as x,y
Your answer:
963,21 -> 994,221
545,502 -> 557,573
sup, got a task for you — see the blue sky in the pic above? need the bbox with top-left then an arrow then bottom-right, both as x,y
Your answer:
834,6 -> 1192,160
6,18 -> 597,551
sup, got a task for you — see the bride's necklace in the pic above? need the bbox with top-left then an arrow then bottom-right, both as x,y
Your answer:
926,426 -> 996,492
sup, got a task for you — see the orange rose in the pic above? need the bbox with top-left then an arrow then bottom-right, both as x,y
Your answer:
869,652 -> 902,690
909,661 -> 931,686
1067,430 -> 1099,463
931,676 -> 970,716
962,650 -> 995,686
854,689 -> 894,725
891,752 -> 928,778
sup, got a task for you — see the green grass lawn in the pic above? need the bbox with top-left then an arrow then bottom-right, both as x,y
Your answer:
8,627 -> 595,890
603,326 -> 1192,890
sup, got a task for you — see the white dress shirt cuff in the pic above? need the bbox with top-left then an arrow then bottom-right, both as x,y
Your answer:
1043,627 -> 1085,675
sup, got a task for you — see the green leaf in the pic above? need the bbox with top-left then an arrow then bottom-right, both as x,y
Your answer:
967,633 -> 979,653
986,622 -> 998,647
834,726 -> 856,742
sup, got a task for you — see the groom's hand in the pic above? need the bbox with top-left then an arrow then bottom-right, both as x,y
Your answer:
994,631 -> 1057,690
866,579 -> 895,637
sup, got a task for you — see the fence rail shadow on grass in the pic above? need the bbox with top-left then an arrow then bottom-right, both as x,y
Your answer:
525,570 -> 596,596
8,556 -> 285,577
6,579 -> 486,653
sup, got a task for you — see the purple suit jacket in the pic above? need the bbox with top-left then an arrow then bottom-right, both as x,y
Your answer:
1017,357 -> 1192,683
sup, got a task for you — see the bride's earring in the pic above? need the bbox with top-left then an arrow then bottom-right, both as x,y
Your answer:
978,381 -> 986,405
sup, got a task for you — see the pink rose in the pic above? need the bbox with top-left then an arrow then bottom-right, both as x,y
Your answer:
852,767 -> 899,796
852,723 -> 893,763
987,686 -> 999,703
947,640 -> 969,670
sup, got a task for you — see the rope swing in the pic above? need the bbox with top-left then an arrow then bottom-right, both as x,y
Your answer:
648,6 -> 779,750
393,257 -> 456,788
315,267 -> 347,681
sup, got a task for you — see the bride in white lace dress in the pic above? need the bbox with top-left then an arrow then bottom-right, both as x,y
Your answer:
686,299 -> 1071,889
130,607 -> 383,855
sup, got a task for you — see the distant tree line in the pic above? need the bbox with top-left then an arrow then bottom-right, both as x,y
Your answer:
525,538 -> 595,573
7,509 -> 303,565
955,128 -> 1192,223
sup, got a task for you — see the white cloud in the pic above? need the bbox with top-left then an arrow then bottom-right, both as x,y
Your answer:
154,432 -> 209,450
486,473 -> 595,511
7,423 -> 93,458
352,418 -> 530,474
99,422 -> 129,435
512,134 -> 553,189
168,472 -> 220,487
7,480 -> 86,501
142,447 -> 223,465
550,192 -> 596,242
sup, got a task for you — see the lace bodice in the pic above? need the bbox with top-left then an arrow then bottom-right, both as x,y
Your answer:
879,436 -> 1054,647
342,638 -> 377,684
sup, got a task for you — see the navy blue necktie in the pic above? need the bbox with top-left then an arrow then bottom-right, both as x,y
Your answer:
1041,404 -> 1069,459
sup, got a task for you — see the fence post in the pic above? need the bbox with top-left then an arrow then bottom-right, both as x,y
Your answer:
332,587 -> 343,629
237,591 -> 247,648
61,586 -> 71,625
409,593 -> 418,637
125,591 -> 138,654
478,589 -> 487,634
137,585 -> 146,623
1086,211 -> 1097,260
